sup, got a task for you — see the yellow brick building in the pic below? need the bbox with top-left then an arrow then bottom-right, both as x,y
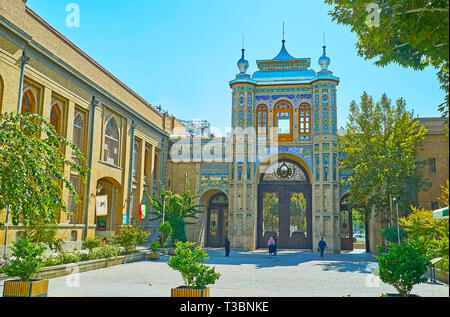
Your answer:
0,0 -> 185,250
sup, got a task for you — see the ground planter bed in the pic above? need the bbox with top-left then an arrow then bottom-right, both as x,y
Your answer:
171,286 -> 210,298
3,279 -> 49,297
1,250 -> 151,281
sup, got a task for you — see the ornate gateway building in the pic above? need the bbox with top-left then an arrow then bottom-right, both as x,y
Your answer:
169,39 -> 345,253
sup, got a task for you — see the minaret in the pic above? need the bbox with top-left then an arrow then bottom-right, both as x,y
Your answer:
312,43 -> 341,253
229,42 -> 257,250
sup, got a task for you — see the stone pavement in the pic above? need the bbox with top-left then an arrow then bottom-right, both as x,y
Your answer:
1,249 -> 448,297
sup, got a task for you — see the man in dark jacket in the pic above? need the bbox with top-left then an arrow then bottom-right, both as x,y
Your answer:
318,238 -> 327,257
225,238 -> 230,257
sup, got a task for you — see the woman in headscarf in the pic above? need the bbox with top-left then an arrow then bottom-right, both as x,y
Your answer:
268,236 -> 275,255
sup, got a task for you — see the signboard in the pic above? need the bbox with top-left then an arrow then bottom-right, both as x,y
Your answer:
96,195 -> 108,217
122,214 -> 129,225
97,216 -> 107,231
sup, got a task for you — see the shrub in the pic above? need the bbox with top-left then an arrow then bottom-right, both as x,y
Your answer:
82,237 -> 102,254
91,244 -> 122,260
160,222 -> 173,247
381,227 -> 407,243
168,241 -> 221,290
2,239 -> 46,282
150,241 -> 160,252
112,226 -> 150,254
376,243 -> 429,296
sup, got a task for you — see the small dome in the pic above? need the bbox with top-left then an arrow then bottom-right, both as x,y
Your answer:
237,49 -> 249,73
318,46 -> 330,70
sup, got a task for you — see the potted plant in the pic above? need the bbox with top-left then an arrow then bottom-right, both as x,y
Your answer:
149,241 -> 161,260
2,238 -> 48,297
376,243 -> 429,297
168,241 -> 221,297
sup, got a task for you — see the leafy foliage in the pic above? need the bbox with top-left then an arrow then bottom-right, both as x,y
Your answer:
42,244 -> 123,267
150,241 -> 160,252
340,93 -> 429,224
82,237 -> 103,254
159,221 -> 173,247
399,206 -> 449,271
111,226 -> 150,254
381,227 -> 408,243
0,112 -> 89,227
325,0 -> 449,120
148,187 -> 203,243
376,243 -> 429,296
168,241 -> 221,290
2,239 -> 46,282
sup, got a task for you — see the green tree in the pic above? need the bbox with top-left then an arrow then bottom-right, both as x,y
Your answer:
0,112 -> 89,228
340,93 -> 429,227
399,206 -> 449,271
148,187 -> 203,243
262,192 -> 280,233
325,0 -> 449,121
376,243 -> 429,296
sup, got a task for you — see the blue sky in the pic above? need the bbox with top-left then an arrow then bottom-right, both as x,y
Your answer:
28,0 -> 445,135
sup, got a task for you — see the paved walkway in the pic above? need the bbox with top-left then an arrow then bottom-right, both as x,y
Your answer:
1,249 -> 448,297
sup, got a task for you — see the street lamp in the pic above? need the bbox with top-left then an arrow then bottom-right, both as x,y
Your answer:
393,196 -> 401,244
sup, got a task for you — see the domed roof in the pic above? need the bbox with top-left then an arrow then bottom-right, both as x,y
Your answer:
237,49 -> 249,73
318,46 -> 330,70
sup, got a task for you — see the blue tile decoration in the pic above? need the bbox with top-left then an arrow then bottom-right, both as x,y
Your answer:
323,110 -> 329,133
323,153 -> 330,181
247,111 -> 252,127
315,110 -> 320,134
322,89 -> 328,106
331,110 -> 337,134
315,154 -> 320,181
255,145 -> 313,173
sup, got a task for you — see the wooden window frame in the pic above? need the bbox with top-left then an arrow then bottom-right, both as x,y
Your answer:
273,100 -> 293,142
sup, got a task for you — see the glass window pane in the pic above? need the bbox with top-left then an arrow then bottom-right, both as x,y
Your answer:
262,192 -> 279,236
277,112 -> 290,134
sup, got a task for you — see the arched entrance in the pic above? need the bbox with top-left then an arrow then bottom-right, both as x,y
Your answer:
206,193 -> 229,248
340,194 -> 354,250
257,159 -> 312,249
95,178 -> 121,238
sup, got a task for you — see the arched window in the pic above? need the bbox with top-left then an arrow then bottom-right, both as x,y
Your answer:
21,90 -> 34,114
104,118 -> 119,165
0,76 -> 4,112
144,148 -> 150,178
50,103 -> 62,135
299,103 -> 311,134
133,142 -> 139,175
274,100 -> 293,142
256,104 -> 268,135
73,114 -> 83,150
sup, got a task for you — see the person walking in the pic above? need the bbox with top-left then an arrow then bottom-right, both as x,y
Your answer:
318,238 -> 327,257
273,235 -> 277,256
267,236 -> 275,255
225,238 -> 230,257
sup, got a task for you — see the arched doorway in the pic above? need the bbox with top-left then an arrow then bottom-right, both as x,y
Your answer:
257,159 -> 312,249
95,178 -> 121,238
206,193 -> 228,248
340,194 -> 353,250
